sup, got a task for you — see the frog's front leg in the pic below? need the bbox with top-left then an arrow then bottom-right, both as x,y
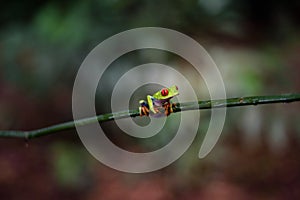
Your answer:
147,95 -> 159,114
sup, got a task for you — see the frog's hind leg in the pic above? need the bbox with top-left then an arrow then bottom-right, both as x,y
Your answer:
163,102 -> 171,116
163,102 -> 176,116
139,100 -> 150,116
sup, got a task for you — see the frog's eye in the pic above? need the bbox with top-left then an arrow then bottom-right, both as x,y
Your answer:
175,85 -> 178,90
161,88 -> 169,96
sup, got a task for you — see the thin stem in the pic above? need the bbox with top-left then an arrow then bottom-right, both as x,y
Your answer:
0,94 -> 299,139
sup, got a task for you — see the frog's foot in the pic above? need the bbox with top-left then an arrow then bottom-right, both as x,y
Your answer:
139,106 -> 149,116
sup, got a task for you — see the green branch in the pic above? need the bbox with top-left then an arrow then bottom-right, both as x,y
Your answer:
1,94 -> 299,139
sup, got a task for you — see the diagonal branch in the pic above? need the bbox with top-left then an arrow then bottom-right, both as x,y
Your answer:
0,94 -> 299,139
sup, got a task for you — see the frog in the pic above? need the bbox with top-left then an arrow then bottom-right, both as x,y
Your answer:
139,85 -> 179,117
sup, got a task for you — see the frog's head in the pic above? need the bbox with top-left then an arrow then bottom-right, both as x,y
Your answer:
153,85 -> 179,100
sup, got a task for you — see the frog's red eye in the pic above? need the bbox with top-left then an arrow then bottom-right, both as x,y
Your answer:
161,88 -> 169,96
175,85 -> 178,90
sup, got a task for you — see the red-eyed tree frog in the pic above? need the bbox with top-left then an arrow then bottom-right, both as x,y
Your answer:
139,85 -> 179,117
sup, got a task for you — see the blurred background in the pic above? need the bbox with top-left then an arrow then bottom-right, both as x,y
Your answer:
1,0 -> 300,199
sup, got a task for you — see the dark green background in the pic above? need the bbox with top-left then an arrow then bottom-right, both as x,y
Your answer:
0,0 -> 300,199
